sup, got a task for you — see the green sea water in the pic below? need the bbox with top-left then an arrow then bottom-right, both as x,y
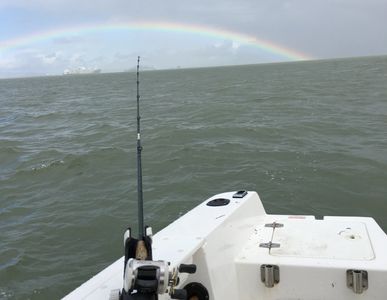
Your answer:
0,56 -> 386,299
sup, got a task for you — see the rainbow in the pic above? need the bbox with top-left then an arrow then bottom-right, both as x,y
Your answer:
0,21 -> 313,61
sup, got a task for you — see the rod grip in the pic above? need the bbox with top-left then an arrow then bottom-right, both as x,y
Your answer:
171,289 -> 187,299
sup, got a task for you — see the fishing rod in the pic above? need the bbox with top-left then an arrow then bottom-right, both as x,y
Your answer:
118,57 -> 195,300
136,56 -> 144,239
122,57 -> 151,268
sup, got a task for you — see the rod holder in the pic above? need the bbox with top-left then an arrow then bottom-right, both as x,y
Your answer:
260,264 -> 280,288
347,269 -> 368,294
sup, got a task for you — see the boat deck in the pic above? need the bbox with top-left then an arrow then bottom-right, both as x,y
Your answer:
64,192 -> 387,299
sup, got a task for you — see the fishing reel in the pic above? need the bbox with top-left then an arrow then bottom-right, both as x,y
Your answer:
120,259 -> 196,300
110,227 -> 196,300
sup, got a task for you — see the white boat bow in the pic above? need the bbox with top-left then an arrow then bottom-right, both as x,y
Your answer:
64,191 -> 387,300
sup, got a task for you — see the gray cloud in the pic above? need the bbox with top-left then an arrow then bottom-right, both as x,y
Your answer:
52,36 -> 86,45
7,0 -> 387,55
1,0 -> 386,77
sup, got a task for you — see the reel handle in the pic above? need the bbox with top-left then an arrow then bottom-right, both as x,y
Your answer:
178,264 -> 197,274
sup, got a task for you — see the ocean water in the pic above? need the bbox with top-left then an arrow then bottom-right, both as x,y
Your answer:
0,56 -> 386,299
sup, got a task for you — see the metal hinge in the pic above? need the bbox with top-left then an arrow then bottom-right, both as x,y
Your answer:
260,265 -> 280,287
259,241 -> 280,249
347,270 -> 368,294
265,222 -> 284,228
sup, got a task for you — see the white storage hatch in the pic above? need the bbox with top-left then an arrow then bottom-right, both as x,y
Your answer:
269,219 -> 375,260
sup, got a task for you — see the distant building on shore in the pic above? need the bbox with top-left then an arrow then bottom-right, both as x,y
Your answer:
63,67 -> 101,75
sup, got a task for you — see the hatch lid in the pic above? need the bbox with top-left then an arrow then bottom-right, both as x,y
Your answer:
270,219 -> 375,260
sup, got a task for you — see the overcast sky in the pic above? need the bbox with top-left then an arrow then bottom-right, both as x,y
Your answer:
0,0 -> 386,78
